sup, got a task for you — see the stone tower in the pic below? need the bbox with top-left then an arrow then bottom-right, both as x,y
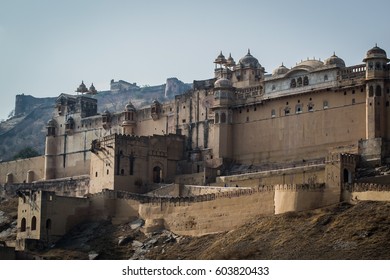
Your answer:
121,101 -> 137,135
44,119 -> 57,180
211,77 -> 234,159
364,45 -> 389,139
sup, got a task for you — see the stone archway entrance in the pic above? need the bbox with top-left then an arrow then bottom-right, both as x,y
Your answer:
343,168 -> 351,184
153,166 -> 162,183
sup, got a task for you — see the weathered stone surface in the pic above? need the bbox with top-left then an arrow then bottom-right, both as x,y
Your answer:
118,236 -> 133,246
132,240 -> 143,248
130,219 -> 144,230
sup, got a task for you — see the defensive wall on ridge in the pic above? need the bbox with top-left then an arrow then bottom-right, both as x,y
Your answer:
86,183 -> 337,236
15,180 -> 390,248
342,183 -> 390,203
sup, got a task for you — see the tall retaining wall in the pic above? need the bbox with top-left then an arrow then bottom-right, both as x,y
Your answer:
136,184 -> 332,236
16,183 -> 342,246
139,187 -> 275,236
274,183 -> 339,214
88,184 -> 336,236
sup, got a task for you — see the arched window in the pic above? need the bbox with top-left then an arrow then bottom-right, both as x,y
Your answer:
295,104 -> 302,114
376,85 -> 382,96
215,113 -> 219,124
271,109 -> 276,117
153,166 -> 162,183
323,101 -> 329,109
31,216 -> 37,231
343,168 -> 351,184
303,76 -> 309,86
47,126 -> 55,136
221,112 -> 226,123
297,77 -> 303,87
369,86 -> 374,97
290,79 -> 296,88
21,218 -> 26,232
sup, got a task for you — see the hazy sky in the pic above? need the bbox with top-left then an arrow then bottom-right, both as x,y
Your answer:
1,0 -> 389,120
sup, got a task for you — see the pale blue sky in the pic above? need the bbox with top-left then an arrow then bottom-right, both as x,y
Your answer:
1,0 -> 389,120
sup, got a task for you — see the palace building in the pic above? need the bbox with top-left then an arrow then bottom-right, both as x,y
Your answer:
2,45 -> 390,248
5,45 -> 386,189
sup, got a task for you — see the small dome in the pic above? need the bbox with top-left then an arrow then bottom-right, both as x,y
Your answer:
226,53 -> 236,67
152,99 -> 160,105
214,77 -> 232,88
89,83 -> 97,94
76,81 -> 89,93
272,63 -> 289,76
324,53 -> 345,68
295,59 -> 324,69
46,118 -> 56,127
125,101 -> 136,112
102,109 -> 110,115
364,45 -> 388,61
238,49 -> 261,68
214,51 -> 227,64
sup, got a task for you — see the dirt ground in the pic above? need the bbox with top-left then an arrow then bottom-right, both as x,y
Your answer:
2,199 -> 390,260
150,201 -> 390,260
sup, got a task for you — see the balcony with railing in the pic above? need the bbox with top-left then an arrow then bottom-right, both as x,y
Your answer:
340,64 -> 366,79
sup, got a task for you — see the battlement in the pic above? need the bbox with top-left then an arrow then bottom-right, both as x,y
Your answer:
90,183 -> 325,206
342,182 -> 390,192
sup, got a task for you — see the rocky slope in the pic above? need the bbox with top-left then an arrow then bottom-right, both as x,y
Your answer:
2,200 -> 390,259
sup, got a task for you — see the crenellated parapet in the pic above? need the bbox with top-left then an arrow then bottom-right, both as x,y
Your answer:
90,183 -> 326,207
342,182 -> 390,192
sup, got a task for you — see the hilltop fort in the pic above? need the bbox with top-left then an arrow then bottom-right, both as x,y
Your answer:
2,46 -> 390,253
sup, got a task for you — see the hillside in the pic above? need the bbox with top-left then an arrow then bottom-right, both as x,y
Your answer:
2,200 -> 390,259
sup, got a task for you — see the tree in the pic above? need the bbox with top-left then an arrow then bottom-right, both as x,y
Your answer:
13,147 -> 40,160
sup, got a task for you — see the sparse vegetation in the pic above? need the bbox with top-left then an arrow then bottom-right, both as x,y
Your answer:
12,147 -> 40,160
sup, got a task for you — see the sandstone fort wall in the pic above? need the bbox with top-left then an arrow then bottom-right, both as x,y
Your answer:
0,156 -> 45,184
342,183 -> 390,203
218,164 -> 325,187
232,92 -> 365,165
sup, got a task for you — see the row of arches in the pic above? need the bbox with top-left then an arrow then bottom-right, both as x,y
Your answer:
5,171 -> 35,184
290,76 -> 309,88
368,85 -> 382,97
20,217 -> 51,232
215,112 -> 227,124
367,62 -> 387,71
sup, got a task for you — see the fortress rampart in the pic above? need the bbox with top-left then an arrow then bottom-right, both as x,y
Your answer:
81,183 -> 334,236
342,182 -> 390,203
